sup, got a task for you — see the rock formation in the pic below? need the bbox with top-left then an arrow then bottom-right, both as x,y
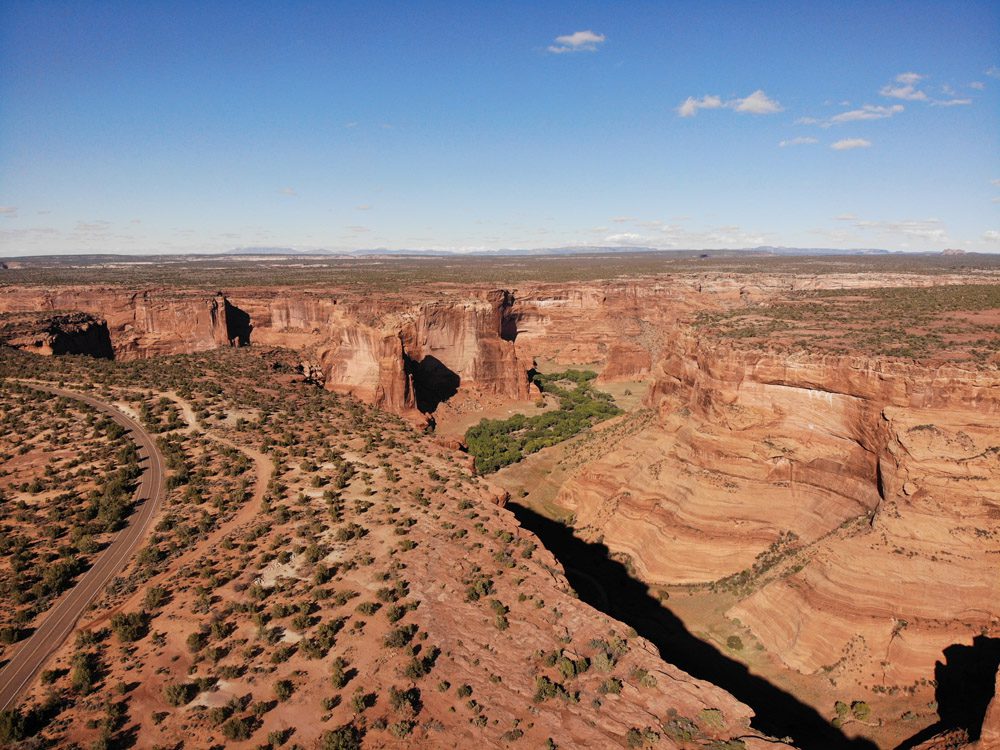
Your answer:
0,311 -> 114,358
0,288 -> 247,358
556,331 -> 1000,693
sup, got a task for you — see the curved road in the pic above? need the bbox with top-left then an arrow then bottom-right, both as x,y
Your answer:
0,384 -> 166,711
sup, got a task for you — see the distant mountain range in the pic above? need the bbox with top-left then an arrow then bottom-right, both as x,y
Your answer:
6,246 -> 980,264
224,245 -> 901,258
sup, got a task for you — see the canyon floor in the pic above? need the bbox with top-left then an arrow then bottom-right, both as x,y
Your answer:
0,251 -> 998,750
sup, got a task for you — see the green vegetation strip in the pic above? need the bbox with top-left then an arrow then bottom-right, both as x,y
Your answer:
464,370 -> 621,474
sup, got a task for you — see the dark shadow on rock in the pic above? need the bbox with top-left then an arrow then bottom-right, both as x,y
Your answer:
500,313 -> 519,342
224,299 -> 252,346
509,502 -> 878,750
896,635 -> 1000,749
51,316 -> 114,359
406,354 -> 460,413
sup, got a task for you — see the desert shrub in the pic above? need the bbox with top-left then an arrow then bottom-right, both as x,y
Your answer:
221,715 -> 256,741
598,677 -> 623,694
71,651 -> 100,694
383,624 -> 417,648
143,585 -> 169,609
320,723 -> 362,750
0,708 -> 28,744
388,685 -> 422,714
273,679 -> 294,701
331,657 -> 351,689
851,701 -> 871,720
110,611 -> 148,642
162,682 -> 196,707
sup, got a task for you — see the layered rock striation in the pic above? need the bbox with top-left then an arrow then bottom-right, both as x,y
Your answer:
556,332 -> 1000,689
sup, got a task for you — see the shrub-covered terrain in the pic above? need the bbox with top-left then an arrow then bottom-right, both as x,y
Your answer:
0,385 -> 139,653
0,348 -> 769,750
695,283 -> 1000,363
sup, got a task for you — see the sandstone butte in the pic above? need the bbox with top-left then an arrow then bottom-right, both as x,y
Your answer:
0,267 -> 998,749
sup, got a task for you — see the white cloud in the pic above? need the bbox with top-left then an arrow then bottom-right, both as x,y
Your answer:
677,95 -> 723,117
969,81 -> 985,90
931,98 -> 972,107
0,206 -> 17,218
834,213 -> 858,221
356,204 -> 372,211
982,229 -> 1000,242
831,138 -> 872,150
600,218 -> 772,249
278,187 -> 298,197
985,66 -> 1000,79
677,90 -> 782,117
547,30 -> 606,54
829,103 -> 903,124
991,179 -> 1000,186
855,217 -> 947,241
733,89 -> 783,114
779,136 -> 818,147
604,232 -> 648,245
794,116 -> 819,125
880,72 -> 928,101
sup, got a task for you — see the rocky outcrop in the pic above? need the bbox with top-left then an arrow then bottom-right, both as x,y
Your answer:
979,670 -> 1000,748
0,312 -> 113,358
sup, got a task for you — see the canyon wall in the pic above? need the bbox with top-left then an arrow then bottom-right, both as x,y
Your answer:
556,334 -> 1000,688
0,288 -> 246,358
0,312 -> 114,358
231,289 -> 532,415
0,286 -> 531,417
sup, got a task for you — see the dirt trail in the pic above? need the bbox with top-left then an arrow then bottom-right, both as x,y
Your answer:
79,391 -> 273,630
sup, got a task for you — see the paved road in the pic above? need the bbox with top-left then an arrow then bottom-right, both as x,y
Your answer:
0,384 -> 166,711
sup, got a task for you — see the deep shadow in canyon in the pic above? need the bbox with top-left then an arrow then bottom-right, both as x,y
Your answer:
509,502 -> 879,750
51,320 -> 114,359
406,355 -> 460,414
223,299 -> 252,346
896,635 -> 1000,749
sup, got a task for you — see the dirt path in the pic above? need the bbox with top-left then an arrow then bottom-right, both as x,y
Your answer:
79,391 -> 273,630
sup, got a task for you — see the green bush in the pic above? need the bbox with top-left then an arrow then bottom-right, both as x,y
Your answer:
321,723 -> 362,750
162,682 -> 195,707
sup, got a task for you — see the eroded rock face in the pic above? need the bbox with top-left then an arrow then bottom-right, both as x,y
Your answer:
557,332 -> 1000,690
0,312 -> 114,358
236,289 -> 532,415
0,287 -> 532,416
0,288 -> 246,358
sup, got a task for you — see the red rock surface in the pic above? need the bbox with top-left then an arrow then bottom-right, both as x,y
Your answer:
557,329 -> 1000,693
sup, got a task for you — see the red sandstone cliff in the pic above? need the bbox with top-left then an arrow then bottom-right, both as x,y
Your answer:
557,333 -> 1000,693
0,288 -> 246,359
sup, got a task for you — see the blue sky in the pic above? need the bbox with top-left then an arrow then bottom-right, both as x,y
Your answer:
1,0 -> 998,255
